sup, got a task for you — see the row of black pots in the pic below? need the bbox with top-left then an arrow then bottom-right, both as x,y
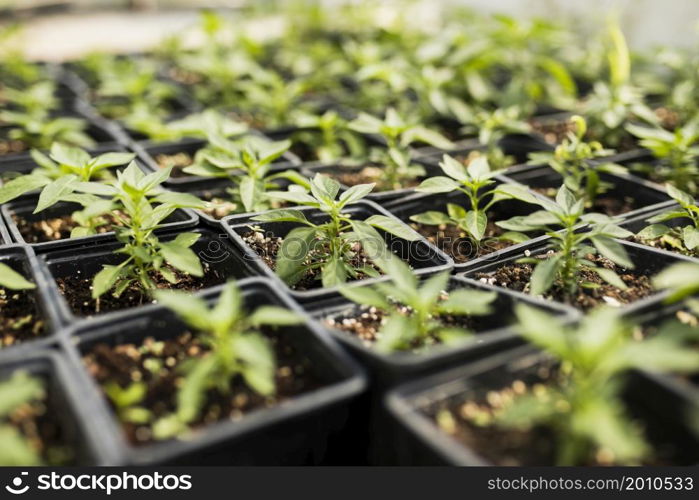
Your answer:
384,343 -> 699,465
1,218 -> 697,464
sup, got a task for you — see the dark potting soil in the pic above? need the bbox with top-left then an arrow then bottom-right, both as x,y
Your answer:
83,330 -> 325,446
631,232 -> 698,259
0,288 -> 46,347
528,118 -> 574,145
12,212 -> 126,244
6,384 -> 76,465
334,165 -> 421,192
56,265 -> 227,317
242,230 -> 381,291
411,219 -> 517,264
531,187 -> 635,217
154,152 -> 194,178
0,138 -> 28,156
474,253 -> 653,311
654,106 -> 680,130
425,362 -> 670,465
324,295 -> 485,351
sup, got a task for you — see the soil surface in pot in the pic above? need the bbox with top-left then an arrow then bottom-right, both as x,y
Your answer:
426,362 -> 673,465
631,232 -> 698,259
6,378 -> 76,465
474,252 -> 653,311
0,138 -> 28,156
0,288 -> 46,347
197,189 -> 289,221
154,151 -> 194,178
56,265 -> 227,317
528,117 -> 574,145
12,212 -> 126,244
531,187 -> 635,217
331,165 -> 421,192
83,329 -> 324,446
242,230 -> 381,291
410,218 -> 520,264
324,295 -> 489,351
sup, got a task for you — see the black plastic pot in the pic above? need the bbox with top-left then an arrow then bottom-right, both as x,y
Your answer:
461,238 -> 696,312
0,215 -> 9,245
132,133 -> 302,188
0,245 -> 62,355
60,277 -> 367,465
619,204 -> 699,263
0,106 -> 127,164
300,158 -> 446,204
306,275 -> 577,388
500,164 -> 673,220
222,200 -> 453,303
38,226 -> 254,327
305,276 -> 577,464
385,346 -> 699,465
0,350 -> 116,465
382,187 -> 551,273
624,301 -> 699,397
2,196 -> 198,252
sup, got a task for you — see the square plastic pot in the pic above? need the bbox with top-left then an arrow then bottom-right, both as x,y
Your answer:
38,226 -> 255,327
619,204 -> 699,264
460,238 -> 697,313
385,346 -> 699,465
306,275 -> 578,388
624,301 -> 699,399
2,197 -> 198,252
132,133 -> 302,188
60,277 -> 367,465
0,245 -> 62,355
499,164 -> 673,220
0,350 -> 115,465
0,107 -> 127,164
382,187 -> 551,273
222,200 -> 454,303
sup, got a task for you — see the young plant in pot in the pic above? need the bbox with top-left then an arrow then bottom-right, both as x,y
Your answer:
408,154 -> 539,262
0,370 -> 73,465
288,109 -> 367,163
339,107 -> 454,192
97,280 -> 303,442
449,104 -> 532,170
0,142 -> 135,205
525,115 -> 631,216
579,22 -> 658,150
0,260 -> 43,348
78,54 -> 181,120
181,134 -> 309,219
245,174 -> 422,290
330,256 -> 497,352
626,120 -> 699,195
634,185 -> 699,258
121,108 -> 248,147
0,82 -> 94,156
44,163 -> 209,315
79,278 -> 364,464
484,186 -> 653,311
428,305 -> 699,465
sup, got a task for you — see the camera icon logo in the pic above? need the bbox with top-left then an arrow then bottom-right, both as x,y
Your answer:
5,472 -> 29,495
